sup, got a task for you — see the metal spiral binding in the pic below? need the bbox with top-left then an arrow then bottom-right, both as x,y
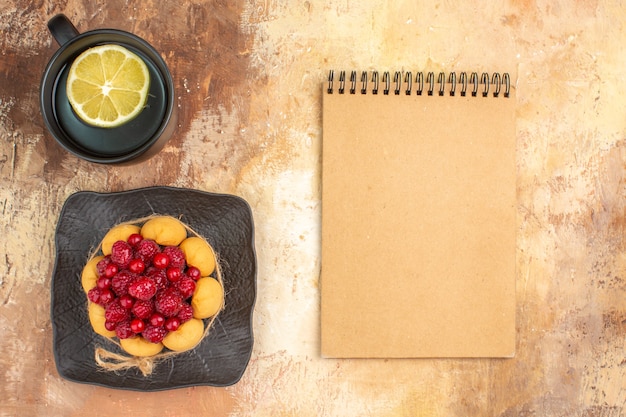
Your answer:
327,70 -> 511,98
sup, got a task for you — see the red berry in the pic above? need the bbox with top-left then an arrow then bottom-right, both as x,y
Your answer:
104,262 -> 119,278
142,325 -> 167,343
149,313 -> 165,327
128,258 -> 146,274
96,256 -> 113,277
163,246 -> 186,269
135,239 -> 160,263
178,303 -> 193,323
166,267 -> 182,282
132,299 -> 154,319
155,288 -> 183,317
87,287 -> 101,303
115,321 -> 134,339
145,267 -> 168,291
105,299 -> 130,323
111,240 -> 133,268
96,276 -> 112,289
128,277 -> 157,300
186,266 -> 201,280
177,277 -> 196,299
111,270 -> 136,296
165,317 -> 181,332
87,225 -> 219,345
119,294 -> 135,309
153,253 -> 170,269
98,288 -> 114,305
130,318 -> 146,333
127,233 -> 143,246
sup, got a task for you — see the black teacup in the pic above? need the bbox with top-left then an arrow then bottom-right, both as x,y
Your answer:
40,14 -> 176,164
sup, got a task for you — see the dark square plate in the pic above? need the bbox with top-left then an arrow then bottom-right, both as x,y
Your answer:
51,186 -> 256,391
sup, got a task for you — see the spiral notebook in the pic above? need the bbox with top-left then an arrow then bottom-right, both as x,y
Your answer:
321,70 -> 516,358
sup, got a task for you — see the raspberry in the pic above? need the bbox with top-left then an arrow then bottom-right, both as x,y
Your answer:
176,277 -> 196,299
142,325 -> 167,343
163,246 -> 186,269
135,239 -> 160,263
85,222 -> 217,348
131,299 -> 154,319
115,321 -> 134,339
145,267 -> 168,291
96,256 -> 113,277
177,303 -> 193,323
111,240 -> 133,268
128,277 -> 157,300
98,288 -> 114,305
155,288 -> 183,317
105,299 -> 130,323
87,287 -> 101,303
111,270 -> 136,296
88,287 -> 113,306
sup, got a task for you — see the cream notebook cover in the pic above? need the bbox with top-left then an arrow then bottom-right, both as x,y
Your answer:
320,70 -> 516,358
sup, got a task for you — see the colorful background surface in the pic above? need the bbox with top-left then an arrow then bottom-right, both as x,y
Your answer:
1,1 -> 626,415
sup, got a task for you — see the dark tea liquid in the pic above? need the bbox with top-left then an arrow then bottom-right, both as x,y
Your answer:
53,44 -> 168,157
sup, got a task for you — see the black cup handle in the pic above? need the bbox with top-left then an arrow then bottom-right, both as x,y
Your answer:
47,14 -> 80,46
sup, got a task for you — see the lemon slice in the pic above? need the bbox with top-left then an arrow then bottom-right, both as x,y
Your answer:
67,44 -> 150,128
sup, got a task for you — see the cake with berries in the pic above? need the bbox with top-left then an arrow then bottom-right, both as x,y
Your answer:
81,215 -> 224,359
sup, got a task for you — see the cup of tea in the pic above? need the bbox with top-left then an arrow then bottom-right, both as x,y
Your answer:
40,14 -> 177,164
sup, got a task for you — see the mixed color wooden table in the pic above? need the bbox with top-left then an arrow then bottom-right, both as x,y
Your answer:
2,1 -> 626,415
